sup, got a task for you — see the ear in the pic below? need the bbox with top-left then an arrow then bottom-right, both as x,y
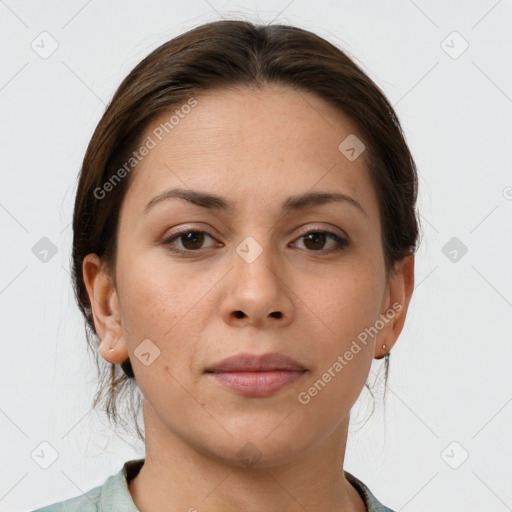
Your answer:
374,253 -> 415,359
82,254 -> 130,364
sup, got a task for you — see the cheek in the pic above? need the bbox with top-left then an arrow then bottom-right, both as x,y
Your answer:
114,251 -> 195,376
298,259 -> 384,343
115,247 -> 224,385
293,296 -> 376,432
117,248 -> 202,335
293,258 -> 383,405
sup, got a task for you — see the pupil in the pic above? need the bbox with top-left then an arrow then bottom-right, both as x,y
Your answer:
184,232 -> 203,249
305,233 -> 325,250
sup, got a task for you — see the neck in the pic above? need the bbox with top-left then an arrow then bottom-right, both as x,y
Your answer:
128,402 -> 366,512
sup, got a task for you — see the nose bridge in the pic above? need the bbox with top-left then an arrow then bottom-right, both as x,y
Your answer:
220,230 -> 295,326
229,204 -> 294,287
229,205 -> 277,266
233,232 -> 281,294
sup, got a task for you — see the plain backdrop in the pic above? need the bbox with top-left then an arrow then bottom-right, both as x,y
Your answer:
1,1 -> 511,511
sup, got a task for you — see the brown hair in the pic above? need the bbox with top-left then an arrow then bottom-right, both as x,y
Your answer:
72,19 -> 420,441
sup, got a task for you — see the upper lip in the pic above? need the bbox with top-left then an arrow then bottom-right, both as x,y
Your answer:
205,352 -> 306,372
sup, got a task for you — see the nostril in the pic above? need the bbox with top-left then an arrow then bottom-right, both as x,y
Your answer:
232,311 -> 282,319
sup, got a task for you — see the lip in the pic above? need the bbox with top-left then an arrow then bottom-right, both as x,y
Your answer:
205,352 -> 307,397
205,352 -> 306,372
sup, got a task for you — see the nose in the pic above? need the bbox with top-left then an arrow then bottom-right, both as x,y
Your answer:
220,239 -> 295,329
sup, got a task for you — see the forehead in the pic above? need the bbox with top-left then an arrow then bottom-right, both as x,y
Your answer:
121,84 -> 379,222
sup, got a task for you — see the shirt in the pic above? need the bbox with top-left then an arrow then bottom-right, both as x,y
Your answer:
30,458 -> 396,512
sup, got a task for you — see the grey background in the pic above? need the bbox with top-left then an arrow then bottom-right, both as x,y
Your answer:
1,1 -> 511,511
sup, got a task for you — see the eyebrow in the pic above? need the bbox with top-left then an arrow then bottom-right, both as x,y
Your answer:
144,188 -> 366,216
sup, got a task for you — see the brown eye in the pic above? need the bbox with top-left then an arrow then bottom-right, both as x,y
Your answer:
303,232 -> 327,251
179,231 -> 205,250
162,230 -> 217,254
294,231 -> 349,253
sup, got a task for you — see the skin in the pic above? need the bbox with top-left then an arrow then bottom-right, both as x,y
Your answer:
83,84 -> 414,512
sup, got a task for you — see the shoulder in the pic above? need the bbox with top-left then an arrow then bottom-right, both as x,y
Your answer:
28,458 -> 144,512
345,470 -> 397,512
28,483 -> 102,512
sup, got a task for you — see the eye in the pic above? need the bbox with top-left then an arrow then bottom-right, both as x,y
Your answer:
162,228 -> 350,256
162,230 -> 219,255
292,230 -> 349,253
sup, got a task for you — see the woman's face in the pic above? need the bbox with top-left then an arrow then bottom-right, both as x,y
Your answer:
85,84 -> 413,467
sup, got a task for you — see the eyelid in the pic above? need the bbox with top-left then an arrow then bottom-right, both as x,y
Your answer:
163,222 -> 348,243
162,222 -> 350,257
162,226 -> 218,245
294,222 -> 349,241
162,223 -> 219,238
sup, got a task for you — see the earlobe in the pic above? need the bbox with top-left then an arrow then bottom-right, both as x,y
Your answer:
374,253 -> 415,359
82,254 -> 129,363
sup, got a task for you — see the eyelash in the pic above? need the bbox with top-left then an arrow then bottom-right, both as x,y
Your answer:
161,228 -> 350,256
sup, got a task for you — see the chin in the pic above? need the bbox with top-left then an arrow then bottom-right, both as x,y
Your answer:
197,428 -> 312,470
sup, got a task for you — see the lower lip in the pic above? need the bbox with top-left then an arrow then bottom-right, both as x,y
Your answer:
208,370 -> 306,397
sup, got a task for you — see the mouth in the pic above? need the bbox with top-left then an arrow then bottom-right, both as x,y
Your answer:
205,352 -> 307,397
205,352 -> 306,373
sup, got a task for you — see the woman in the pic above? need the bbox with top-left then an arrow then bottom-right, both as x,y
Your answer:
32,19 -> 418,512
